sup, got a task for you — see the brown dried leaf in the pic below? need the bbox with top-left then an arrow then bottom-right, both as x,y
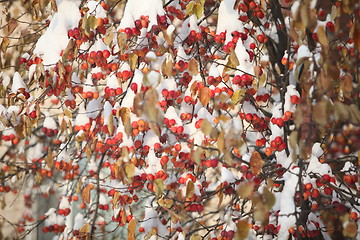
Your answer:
341,73 -> 353,95
334,101 -> 350,122
343,221 -> 357,238
200,119 -> 212,135
318,69 -> 330,92
313,99 -> 333,125
192,147 -> 202,165
237,181 -> 254,199
128,219 -> 136,240
233,0 -> 241,10
188,58 -> 199,75
50,0 -> 57,12
46,148 -> 54,169
354,21 -> 360,51
119,107 -> 130,124
7,18 -> 18,35
162,30 -> 173,46
117,32 -> 127,51
253,201 -> 267,222
263,187 -> 275,209
199,87 -> 210,106
190,234 -> 202,240
129,53 -> 138,70
108,115 -> 114,135
112,191 -> 121,208
229,48 -> 240,67
62,39 -> 75,62
125,163 -> 135,182
217,190 -> 224,208
186,180 -> 195,198
103,29 -> 114,46
317,26 -> 329,47
161,58 -> 173,77
235,219 -> 250,240
1,37 -> 10,54
349,104 -> 360,124
217,130 -> 225,152
79,223 -> 90,234
250,151 -> 263,175
82,184 -> 94,204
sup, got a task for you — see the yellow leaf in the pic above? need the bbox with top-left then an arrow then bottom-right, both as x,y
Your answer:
154,179 -> 164,196
186,2 -> 195,15
64,108 -> 72,119
79,223 -> 90,234
250,151 -> 263,175
87,15 -> 97,30
186,180 -> 195,198
199,87 -> 211,106
188,58 -> 199,75
164,198 -> 174,208
231,89 -> 245,104
193,3 -> 204,19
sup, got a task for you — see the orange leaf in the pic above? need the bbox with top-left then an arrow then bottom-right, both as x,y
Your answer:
128,219 -> 136,240
82,184 -> 94,204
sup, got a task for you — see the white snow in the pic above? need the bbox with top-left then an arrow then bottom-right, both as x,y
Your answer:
34,0 -> 81,65
118,0 -> 165,31
217,0 -> 244,43
11,72 -> 27,93
277,167 -> 299,240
